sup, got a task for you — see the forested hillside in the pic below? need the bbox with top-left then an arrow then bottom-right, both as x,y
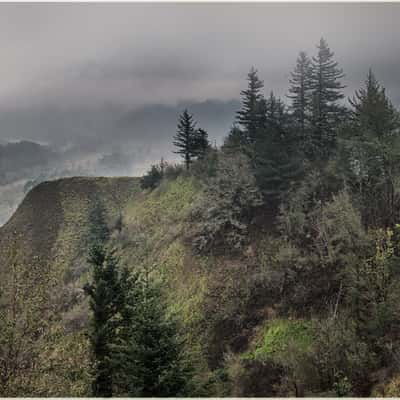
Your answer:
2,38 -> 400,397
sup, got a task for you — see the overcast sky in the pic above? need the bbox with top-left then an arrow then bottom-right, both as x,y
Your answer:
0,2 -> 399,145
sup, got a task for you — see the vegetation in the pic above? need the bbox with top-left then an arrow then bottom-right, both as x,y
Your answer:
2,37 -> 400,397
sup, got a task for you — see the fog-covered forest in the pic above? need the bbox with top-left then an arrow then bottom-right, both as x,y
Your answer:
3,33 -> 400,397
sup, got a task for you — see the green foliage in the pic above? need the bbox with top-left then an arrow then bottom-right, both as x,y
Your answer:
251,319 -> 313,361
120,269 -> 193,396
288,51 -> 312,135
340,70 -> 400,226
309,38 -> 346,160
173,109 -> 197,170
87,199 -> 109,245
84,246 -> 124,396
140,161 -> 165,190
190,151 -> 263,254
173,110 -> 210,170
236,67 -> 266,144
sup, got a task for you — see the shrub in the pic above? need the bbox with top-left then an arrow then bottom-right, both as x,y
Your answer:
140,162 -> 165,190
190,152 -> 263,254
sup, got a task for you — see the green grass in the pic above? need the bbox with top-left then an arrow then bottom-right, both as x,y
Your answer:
245,318 -> 313,361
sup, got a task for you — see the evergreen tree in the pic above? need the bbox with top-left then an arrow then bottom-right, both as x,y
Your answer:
349,69 -> 398,137
192,128 -> 211,159
88,200 -> 109,245
84,246 -> 124,397
222,125 -> 247,154
253,94 -> 302,210
173,110 -> 197,170
236,67 -> 267,144
288,51 -> 312,136
342,70 -> 400,226
140,161 -> 165,190
266,91 -> 289,134
309,38 -> 345,160
121,270 -> 192,396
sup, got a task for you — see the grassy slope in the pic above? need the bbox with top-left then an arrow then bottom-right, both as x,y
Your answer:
0,174 -> 306,396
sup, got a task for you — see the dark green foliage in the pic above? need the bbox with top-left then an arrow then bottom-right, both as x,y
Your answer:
308,38 -> 346,160
251,92 -> 303,210
85,239 -> 191,397
236,67 -> 266,144
340,70 -> 400,226
222,125 -> 247,154
164,162 -> 185,180
121,270 -> 192,396
288,51 -> 312,136
190,147 -> 219,182
193,128 -> 211,159
88,200 -> 109,245
173,110 -> 211,170
84,246 -> 123,397
190,151 -> 263,254
140,160 -> 165,190
173,110 -> 197,170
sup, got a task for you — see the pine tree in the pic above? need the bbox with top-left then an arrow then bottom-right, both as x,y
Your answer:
173,110 -> 197,170
349,69 -> 398,137
119,269 -> 192,396
84,246 -> 124,397
222,125 -> 247,154
236,67 -> 267,144
88,200 -> 109,245
343,70 -> 400,226
288,51 -> 312,136
309,38 -> 345,160
266,91 -> 289,134
253,93 -> 302,210
192,128 -> 211,159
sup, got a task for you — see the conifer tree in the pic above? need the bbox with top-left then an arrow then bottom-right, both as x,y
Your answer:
88,200 -> 109,245
350,69 -> 398,137
84,246 -> 123,397
173,110 -> 197,170
266,91 -> 289,134
193,128 -> 211,159
121,270 -> 191,396
253,93 -> 302,210
288,51 -> 312,135
309,38 -> 345,159
343,70 -> 400,226
236,67 -> 267,144
222,125 -> 247,154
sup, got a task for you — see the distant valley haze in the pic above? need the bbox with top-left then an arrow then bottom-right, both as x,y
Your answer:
1,2 -> 400,224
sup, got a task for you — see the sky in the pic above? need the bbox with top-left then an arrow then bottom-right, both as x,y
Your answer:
1,2 -> 400,225
0,2 -> 400,152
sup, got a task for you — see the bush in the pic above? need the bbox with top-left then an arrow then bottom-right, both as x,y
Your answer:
190,152 -> 263,254
164,163 -> 185,181
140,162 -> 165,190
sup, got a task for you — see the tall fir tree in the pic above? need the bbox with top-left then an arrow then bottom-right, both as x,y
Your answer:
173,110 -> 197,170
253,92 -> 302,211
288,51 -> 312,137
121,270 -> 192,396
309,38 -> 345,160
222,125 -> 247,153
84,246 -> 124,397
192,128 -> 211,159
342,70 -> 400,226
236,67 -> 267,144
349,69 -> 398,137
